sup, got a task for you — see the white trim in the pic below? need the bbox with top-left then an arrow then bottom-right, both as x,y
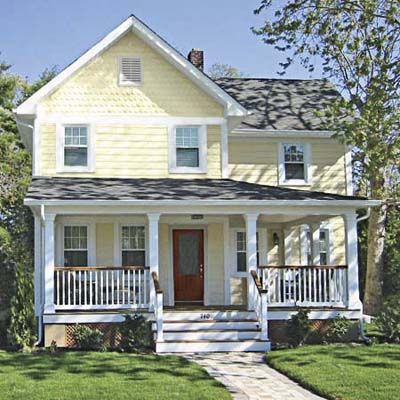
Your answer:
168,125 -> 207,174
345,145 -> 354,196
221,121 -> 229,178
34,213 -> 42,316
268,308 -> 362,320
33,116 -> 41,176
25,198 -> 381,208
16,15 -> 247,117
43,212 -> 56,314
231,129 -> 334,138
43,312 -> 152,324
223,217 -> 231,305
39,115 -> 226,125
56,123 -> 95,173
278,142 -> 312,186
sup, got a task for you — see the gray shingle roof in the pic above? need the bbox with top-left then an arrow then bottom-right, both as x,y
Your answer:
26,177 -> 361,202
215,78 -> 341,131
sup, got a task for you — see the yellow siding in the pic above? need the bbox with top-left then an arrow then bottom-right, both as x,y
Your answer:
229,140 -> 347,195
40,124 -> 221,178
40,32 -> 223,117
96,223 -> 114,266
329,216 -> 346,265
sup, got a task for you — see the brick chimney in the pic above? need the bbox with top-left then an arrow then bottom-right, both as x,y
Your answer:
187,48 -> 204,70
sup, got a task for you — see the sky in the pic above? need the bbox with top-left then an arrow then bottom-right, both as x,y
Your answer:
0,0 -> 323,82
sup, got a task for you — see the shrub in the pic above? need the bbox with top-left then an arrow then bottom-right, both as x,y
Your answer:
118,313 -> 153,353
287,309 -> 311,347
325,316 -> 352,342
375,295 -> 400,343
72,325 -> 104,350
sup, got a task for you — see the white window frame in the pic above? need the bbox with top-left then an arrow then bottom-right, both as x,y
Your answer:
61,223 -> 96,267
278,142 -> 312,185
56,123 -> 95,173
168,125 -> 207,174
120,224 -> 147,267
231,229 -> 266,277
118,56 -> 142,86
300,224 -> 331,265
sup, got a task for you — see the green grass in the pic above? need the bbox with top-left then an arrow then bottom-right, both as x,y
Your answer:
267,344 -> 400,400
0,351 -> 232,400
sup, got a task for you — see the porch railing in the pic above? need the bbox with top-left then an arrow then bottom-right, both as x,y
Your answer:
258,265 -> 348,307
250,270 -> 268,340
54,266 -> 150,310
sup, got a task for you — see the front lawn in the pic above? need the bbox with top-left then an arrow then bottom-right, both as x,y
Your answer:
0,351 -> 231,400
267,344 -> 400,400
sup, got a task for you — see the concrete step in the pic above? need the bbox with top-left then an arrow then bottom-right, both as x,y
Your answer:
156,339 -> 271,353
163,330 -> 261,341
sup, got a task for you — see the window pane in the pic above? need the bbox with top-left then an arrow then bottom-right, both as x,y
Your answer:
64,147 -> 88,166
64,250 -> 88,267
237,232 -> 246,251
320,253 -> 328,265
284,144 -> 304,162
122,226 -> 145,250
176,148 -> 199,167
122,250 -> 145,266
285,163 -> 305,180
237,253 -> 247,272
64,226 -> 87,249
176,127 -> 199,147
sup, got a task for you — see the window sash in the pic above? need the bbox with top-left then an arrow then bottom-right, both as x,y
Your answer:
305,228 -> 329,265
236,231 -> 260,273
63,226 -> 88,267
63,126 -> 88,167
121,226 -> 145,250
283,143 -> 306,181
173,126 -> 201,169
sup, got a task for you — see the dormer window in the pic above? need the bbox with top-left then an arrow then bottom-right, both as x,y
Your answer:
119,57 -> 142,85
169,125 -> 207,174
279,142 -> 311,185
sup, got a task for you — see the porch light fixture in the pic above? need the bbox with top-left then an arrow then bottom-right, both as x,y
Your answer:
273,232 -> 280,246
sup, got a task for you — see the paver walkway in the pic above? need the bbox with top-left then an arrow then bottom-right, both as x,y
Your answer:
185,352 -> 325,400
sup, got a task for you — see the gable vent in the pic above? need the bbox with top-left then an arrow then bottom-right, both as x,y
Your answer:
119,57 -> 142,85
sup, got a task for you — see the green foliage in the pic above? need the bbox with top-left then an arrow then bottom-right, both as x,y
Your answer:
207,63 -> 247,79
72,325 -> 105,350
118,313 -> 153,352
287,309 -> 311,347
375,295 -> 400,343
325,316 -> 353,343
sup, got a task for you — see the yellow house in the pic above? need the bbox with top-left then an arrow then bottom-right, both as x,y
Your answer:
16,15 -> 379,352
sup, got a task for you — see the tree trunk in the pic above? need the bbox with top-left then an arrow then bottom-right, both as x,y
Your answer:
363,202 -> 388,315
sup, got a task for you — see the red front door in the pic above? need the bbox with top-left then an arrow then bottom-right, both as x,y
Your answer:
173,229 -> 204,302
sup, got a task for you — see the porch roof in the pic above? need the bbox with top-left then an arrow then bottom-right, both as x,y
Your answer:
26,177 -> 367,203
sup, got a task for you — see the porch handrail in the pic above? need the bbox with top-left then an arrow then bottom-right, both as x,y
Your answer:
54,266 -> 150,310
258,265 -> 348,307
250,270 -> 268,341
151,272 -> 164,342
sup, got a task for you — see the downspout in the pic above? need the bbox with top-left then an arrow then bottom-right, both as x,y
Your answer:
34,205 -> 45,347
356,207 -> 372,343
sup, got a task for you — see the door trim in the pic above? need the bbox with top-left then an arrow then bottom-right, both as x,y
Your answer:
171,227 -> 205,304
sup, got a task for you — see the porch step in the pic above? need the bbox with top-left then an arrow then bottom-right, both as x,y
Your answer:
160,320 -> 260,331
156,339 -> 270,353
163,310 -> 257,321
163,330 -> 262,341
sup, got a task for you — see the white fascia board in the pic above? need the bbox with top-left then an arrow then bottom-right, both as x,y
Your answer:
16,15 -> 247,118
24,198 -> 381,208
230,129 -> 334,139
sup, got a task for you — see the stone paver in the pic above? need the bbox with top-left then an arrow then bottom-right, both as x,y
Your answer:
184,352 -> 325,400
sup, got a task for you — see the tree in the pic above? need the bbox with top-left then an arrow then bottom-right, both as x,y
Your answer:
253,0 -> 400,314
208,63 -> 247,79
0,57 -> 57,347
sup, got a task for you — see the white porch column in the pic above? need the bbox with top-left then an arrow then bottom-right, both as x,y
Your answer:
147,213 -> 161,311
245,213 -> 259,310
34,213 -> 42,316
343,212 -> 362,310
310,223 -> 321,265
43,213 -> 56,314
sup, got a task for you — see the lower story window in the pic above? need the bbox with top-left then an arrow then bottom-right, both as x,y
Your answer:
64,226 -> 88,267
121,226 -> 146,266
306,228 -> 329,265
236,231 -> 259,273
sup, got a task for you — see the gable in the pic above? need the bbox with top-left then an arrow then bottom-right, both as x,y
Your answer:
17,15 -> 247,117
40,32 -> 224,117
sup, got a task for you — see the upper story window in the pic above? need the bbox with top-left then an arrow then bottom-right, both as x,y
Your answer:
119,57 -> 142,86
63,226 -> 88,267
169,125 -> 207,174
64,126 -> 88,167
121,226 -> 146,266
56,124 -> 94,173
279,143 -> 311,185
